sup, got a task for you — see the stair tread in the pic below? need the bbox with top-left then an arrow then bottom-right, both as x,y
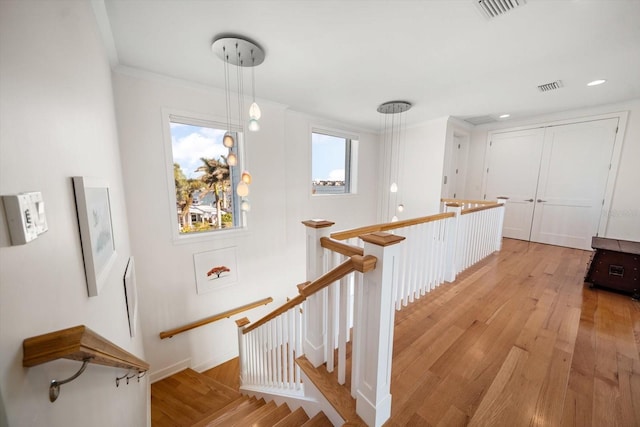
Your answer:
297,355 -> 366,426
204,397 -> 265,427
152,368 -> 245,425
301,411 -> 333,427
238,400 -> 277,425
191,396 -> 251,427
181,368 -> 241,400
254,403 -> 292,427
272,407 -> 310,427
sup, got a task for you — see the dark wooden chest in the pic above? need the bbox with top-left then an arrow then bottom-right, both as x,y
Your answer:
585,237 -> 640,299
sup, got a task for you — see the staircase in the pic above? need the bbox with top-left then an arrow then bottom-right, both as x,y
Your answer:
151,367 -> 333,427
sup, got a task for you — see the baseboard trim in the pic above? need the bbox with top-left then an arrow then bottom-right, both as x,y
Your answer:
149,358 -> 190,383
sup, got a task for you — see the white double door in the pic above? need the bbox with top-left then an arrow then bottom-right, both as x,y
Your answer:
484,118 -> 618,250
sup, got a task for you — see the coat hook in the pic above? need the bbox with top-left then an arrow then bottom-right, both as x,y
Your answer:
126,372 -> 137,385
137,371 -> 146,382
49,358 -> 91,402
116,370 -> 130,387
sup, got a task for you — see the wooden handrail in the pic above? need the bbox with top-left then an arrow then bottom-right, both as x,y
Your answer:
320,236 -> 364,257
23,325 -> 149,371
159,297 -> 273,339
461,203 -> 503,215
441,198 -> 497,206
242,255 -> 376,335
330,212 -> 455,241
243,294 -> 306,334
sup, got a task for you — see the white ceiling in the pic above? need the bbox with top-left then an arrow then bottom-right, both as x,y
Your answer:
98,0 -> 640,130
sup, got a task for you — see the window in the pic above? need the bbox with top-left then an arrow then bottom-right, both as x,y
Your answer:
168,117 -> 242,235
311,131 -> 357,195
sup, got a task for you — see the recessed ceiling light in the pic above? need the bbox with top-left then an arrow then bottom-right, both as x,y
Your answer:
499,114 -> 510,119
587,79 -> 607,86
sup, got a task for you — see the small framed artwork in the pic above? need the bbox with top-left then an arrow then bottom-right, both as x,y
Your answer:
72,176 -> 117,297
193,247 -> 238,294
123,256 -> 138,337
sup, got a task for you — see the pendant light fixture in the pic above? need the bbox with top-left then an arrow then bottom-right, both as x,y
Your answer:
377,101 -> 411,221
212,35 -> 265,203
248,50 -> 261,131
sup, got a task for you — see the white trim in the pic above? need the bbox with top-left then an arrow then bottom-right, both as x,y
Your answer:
149,358 -> 191,383
601,111 -> 629,236
192,350 -> 238,373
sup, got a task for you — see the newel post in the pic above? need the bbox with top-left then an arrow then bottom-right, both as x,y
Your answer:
301,219 -> 335,367
235,317 -> 250,385
496,197 -> 508,252
444,203 -> 462,282
355,232 -> 405,427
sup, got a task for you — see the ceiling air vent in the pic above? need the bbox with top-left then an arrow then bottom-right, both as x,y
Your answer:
463,115 -> 497,126
476,0 -> 526,19
537,80 -> 564,92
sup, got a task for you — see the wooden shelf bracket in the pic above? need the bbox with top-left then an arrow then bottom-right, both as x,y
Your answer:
23,325 -> 150,402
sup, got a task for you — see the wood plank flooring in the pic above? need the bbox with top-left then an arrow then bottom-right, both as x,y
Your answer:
388,238 -> 640,427
205,238 -> 639,426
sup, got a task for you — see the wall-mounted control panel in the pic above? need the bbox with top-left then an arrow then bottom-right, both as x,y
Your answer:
2,192 -> 48,245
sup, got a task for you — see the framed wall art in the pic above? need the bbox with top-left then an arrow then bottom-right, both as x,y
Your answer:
73,176 -> 117,297
123,256 -> 138,337
193,247 -> 238,294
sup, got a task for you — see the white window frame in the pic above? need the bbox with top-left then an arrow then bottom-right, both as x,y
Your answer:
162,108 -> 247,243
310,126 -> 359,197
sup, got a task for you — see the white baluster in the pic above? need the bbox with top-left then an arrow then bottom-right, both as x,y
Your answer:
444,203 -> 462,282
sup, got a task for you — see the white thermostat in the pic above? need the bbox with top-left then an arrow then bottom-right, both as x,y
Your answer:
2,192 -> 48,245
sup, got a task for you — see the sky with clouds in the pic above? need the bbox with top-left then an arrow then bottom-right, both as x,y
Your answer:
171,123 -> 228,179
312,133 -> 347,181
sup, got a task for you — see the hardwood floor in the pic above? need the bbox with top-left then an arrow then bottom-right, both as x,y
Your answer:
388,238 -> 640,427
203,238 -> 639,426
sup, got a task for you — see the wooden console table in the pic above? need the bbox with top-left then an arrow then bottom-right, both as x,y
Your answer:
585,237 -> 640,300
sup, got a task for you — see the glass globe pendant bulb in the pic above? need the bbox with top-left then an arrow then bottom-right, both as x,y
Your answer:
241,199 -> 251,212
237,182 -> 249,197
241,171 -> 252,184
248,119 -> 260,132
223,133 -> 234,148
249,102 -> 261,120
391,215 -> 399,222
390,182 -> 398,193
397,204 -> 404,213
227,152 -> 237,166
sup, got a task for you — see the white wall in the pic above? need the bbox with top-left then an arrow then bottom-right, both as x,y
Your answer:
464,99 -> 640,241
0,2 -> 147,426
380,117 -> 449,221
112,69 -> 380,379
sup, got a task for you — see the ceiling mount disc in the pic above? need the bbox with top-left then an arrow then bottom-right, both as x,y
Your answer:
212,36 -> 265,67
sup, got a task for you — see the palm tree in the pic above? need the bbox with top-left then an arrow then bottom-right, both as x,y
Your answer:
196,156 -> 231,228
174,163 -> 203,230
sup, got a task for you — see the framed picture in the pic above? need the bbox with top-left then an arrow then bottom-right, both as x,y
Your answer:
123,256 -> 138,337
73,176 -> 117,297
193,247 -> 238,294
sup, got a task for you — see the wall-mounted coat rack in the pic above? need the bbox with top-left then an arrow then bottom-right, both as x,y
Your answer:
23,325 -> 149,402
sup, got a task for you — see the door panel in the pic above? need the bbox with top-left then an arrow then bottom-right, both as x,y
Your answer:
485,128 -> 545,240
530,119 -> 618,250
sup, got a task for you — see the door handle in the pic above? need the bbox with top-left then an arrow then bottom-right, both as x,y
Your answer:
537,199 -> 547,203
524,199 -> 534,202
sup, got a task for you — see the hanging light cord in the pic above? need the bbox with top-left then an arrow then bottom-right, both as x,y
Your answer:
223,46 -> 232,134
251,51 -> 257,103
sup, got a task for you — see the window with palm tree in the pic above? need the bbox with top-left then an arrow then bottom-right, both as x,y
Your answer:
170,119 -> 242,234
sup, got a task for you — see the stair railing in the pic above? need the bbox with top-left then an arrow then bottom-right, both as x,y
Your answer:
235,200 -> 506,427
235,253 -> 376,398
